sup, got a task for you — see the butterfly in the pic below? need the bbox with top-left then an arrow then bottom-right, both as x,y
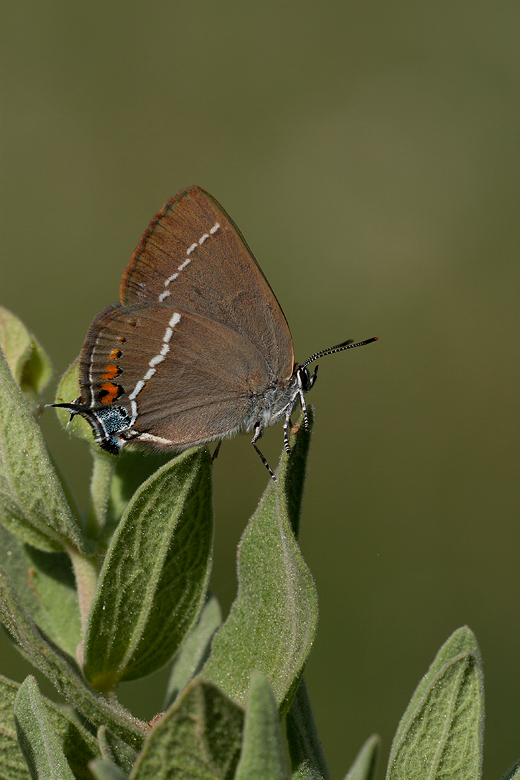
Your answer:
52,186 -> 376,478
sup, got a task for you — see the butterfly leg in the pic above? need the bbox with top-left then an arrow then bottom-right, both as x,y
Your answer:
298,385 -> 309,429
251,423 -> 276,481
283,407 -> 293,455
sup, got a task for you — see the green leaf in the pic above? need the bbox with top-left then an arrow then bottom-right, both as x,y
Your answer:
0,523 -> 81,657
0,566 -> 146,750
277,410 -> 314,540
14,676 -> 75,780
0,346 -> 87,553
83,445 -> 174,545
500,760 -> 520,780
0,675 -> 35,780
387,628 -> 484,780
201,411 -> 317,710
164,593 -> 222,710
90,760 -> 129,780
286,678 -> 330,780
130,678 -> 244,780
0,307 -> 52,410
234,671 -> 290,780
390,625 -> 480,755
343,735 -> 380,780
105,448 -> 175,537
52,360 -> 94,446
0,674 -> 100,780
83,448 -> 213,691
97,726 -> 138,774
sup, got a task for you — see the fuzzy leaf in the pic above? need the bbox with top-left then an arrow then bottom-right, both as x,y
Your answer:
202,411 -> 316,710
390,625 -> 480,755
105,448 -> 174,537
234,671 -> 290,780
83,448 -> 213,691
131,678 -> 243,780
343,735 -> 380,780
90,760 -> 129,780
0,726 -> 27,777
97,726 -> 138,774
387,628 -> 484,780
14,676 -> 75,779
0,676 -> 34,780
0,523 -> 81,657
0,674 -> 100,780
0,346 -> 87,553
286,678 -> 330,780
52,360 -> 93,445
164,593 -> 222,710
0,307 -> 52,409
500,760 -> 520,780
0,567 -> 146,750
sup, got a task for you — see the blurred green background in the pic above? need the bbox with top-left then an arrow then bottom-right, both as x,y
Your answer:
1,1 -> 519,777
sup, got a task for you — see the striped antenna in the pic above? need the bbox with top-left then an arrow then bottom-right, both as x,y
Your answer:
301,337 -> 378,369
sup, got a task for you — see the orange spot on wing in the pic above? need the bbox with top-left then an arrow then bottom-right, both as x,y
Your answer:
109,348 -> 122,360
102,364 -> 119,380
100,383 -> 120,403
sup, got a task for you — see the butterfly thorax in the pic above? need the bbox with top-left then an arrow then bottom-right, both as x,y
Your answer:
243,365 -> 311,432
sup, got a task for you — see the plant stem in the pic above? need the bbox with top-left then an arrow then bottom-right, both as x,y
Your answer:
68,546 -> 98,639
83,452 -> 116,539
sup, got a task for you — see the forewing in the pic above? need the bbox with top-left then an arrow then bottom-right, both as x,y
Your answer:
78,302 -> 272,448
120,186 -> 294,381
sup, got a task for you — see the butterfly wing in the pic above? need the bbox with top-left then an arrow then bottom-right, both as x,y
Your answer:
78,302 -> 282,449
120,186 -> 294,382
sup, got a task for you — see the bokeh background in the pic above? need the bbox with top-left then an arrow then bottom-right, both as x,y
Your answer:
1,2 -> 520,777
